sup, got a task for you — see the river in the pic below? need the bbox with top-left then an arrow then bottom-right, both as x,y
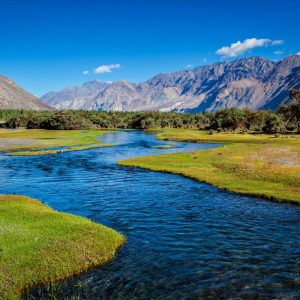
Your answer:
0,130 -> 299,299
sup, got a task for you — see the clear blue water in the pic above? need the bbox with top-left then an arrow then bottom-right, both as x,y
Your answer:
0,130 -> 299,299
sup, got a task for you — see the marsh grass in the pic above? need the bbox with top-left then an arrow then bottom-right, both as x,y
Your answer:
119,130 -> 300,204
0,195 -> 125,299
0,129 -> 113,155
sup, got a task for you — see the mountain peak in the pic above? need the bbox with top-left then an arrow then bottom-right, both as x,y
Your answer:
279,54 -> 300,65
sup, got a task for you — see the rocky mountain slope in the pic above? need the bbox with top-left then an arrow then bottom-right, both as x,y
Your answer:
0,75 -> 50,110
41,80 -> 110,110
41,55 -> 300,112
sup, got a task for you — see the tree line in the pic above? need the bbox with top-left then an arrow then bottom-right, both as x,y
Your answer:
1,88 -> 299,133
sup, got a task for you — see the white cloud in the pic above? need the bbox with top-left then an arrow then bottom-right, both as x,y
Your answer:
216,38 -> 284,58
82,70 -> 89,75
202,58 -> 208,63
274,50 -> 284,55
296,52 -> 300,55
94,64 -> 121,74
186,64 -> 193,68
271,40 -> 284,46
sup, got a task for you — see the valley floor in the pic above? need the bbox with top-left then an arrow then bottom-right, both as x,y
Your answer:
119,129 -> 300,204
1,128 -> 299,299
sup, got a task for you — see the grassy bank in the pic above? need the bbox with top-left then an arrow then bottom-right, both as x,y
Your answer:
0,195 -> 125,299
120,129 -> 300,204
0,129 -> 113,155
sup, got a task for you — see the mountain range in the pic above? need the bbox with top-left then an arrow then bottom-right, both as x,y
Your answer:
41,55 -> 300,112
1,55 -> 299,112
0,75 -> 50,110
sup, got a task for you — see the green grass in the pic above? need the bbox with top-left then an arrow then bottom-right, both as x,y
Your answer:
0,129 -> 113,155
153,128 -> 300,145
119,129 -> 300,204
0,195 -> 125,299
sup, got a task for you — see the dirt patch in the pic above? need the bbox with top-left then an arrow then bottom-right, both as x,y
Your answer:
250,146 -> 300,167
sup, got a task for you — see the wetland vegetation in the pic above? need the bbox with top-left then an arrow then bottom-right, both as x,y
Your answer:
1,130 -> 298,299
0,129 -> 299,299
0,195 -> 124,299
0,96 -> 299,298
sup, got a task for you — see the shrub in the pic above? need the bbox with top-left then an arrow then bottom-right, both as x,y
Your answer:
263,112 -> 284,133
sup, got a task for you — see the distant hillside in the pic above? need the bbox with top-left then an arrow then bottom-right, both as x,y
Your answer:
0,75 -> 51,110
41,55 -> 300,112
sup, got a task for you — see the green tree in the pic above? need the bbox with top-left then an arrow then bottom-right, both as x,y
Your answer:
262,112 -> 284,133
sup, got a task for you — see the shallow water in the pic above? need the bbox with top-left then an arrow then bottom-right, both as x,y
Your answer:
0,130 -> 299,299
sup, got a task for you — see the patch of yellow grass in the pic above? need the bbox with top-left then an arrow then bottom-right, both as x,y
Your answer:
8,143 -> 115,156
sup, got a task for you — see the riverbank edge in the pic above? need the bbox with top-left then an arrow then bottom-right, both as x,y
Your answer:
0,195 -> 125,299
118,130 -> 300,205
119,159 -> 298,205
0,129 -> 115,156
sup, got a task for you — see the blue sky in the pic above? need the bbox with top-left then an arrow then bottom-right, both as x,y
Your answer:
0,0 -> 299,96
